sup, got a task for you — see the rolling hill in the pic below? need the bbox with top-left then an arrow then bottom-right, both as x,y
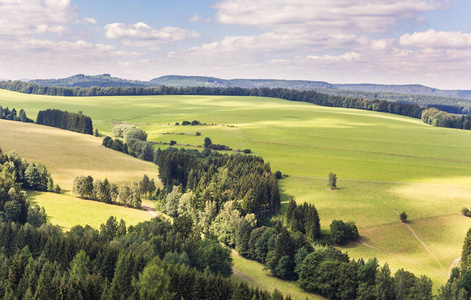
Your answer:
1,88 -> 471,292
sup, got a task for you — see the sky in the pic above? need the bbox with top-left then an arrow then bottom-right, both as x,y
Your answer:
1,0 -> 471,89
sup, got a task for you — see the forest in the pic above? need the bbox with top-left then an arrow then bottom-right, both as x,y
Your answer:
0,147 -> 296,299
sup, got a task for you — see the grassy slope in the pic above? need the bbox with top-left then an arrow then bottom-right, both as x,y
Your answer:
0,119 -> 161,191
1,89 -> 471,291
28,191 -> 152,231
0,118 -> 161,231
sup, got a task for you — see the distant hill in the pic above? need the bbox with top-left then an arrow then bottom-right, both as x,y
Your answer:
150,75 -> 336,89
336,83 -> 471,100
23,74 -> 471,113
30,74 -> 152,88
151,75 -> 471,99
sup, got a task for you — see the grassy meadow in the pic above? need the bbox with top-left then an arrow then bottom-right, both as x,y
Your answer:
1,89 -> 471,291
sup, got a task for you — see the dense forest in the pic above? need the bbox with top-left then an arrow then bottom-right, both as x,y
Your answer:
0,146 -> 293,299
157,147 -> 280,217
36,109 -> 93,135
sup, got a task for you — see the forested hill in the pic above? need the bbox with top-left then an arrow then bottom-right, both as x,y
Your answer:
336,83 -> 471,99
150,75 -> 336,90
18,74 -> 471,113
150,75 -> 470,97
30,74 -> 152,88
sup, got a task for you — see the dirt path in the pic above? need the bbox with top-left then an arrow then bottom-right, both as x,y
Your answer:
232,268 -> 265,286
403,223 -> 447,274
142,205 -> 156,217
357,240 -> 445,275
449,257 -> 461,277
382,200 -> 447,275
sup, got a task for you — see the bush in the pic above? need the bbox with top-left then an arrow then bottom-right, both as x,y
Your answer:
463,207 -> 471,217
330,220 -> 359,245
275,171 -> 282,179
243,149 -> 251,154
169,140 -> 177,146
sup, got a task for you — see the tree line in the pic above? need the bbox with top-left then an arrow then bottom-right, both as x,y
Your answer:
0,149 -> 53,226
2,80 -> 469,131
422,107 -> 471,130
36,109 -> 93,134
72,175 -> 157,208
102,124 -> 156,162
0,106 -> 33,123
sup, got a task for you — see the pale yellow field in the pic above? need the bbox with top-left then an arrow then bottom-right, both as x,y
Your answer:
0,119 -> 161,191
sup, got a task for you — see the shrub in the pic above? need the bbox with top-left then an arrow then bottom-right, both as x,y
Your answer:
400,211 -> 408,222
275,171 -> 282,179
243,149 -> 251,154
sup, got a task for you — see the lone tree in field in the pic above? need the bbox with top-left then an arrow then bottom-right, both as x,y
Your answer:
400,211 -> 408,223
204,137 -> 212,148
328,172 -> 337,190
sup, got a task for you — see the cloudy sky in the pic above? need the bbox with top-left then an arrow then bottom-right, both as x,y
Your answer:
1,0 -> 470,89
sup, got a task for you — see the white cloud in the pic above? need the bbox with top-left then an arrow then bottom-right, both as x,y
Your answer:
104,22 -> 201,48
83,17 -> 97,25
0,0 -> 77,36
188,14 -> 211,23
399,29 -> 471,48
306,52 -> 362,62
213,0 -> 448,34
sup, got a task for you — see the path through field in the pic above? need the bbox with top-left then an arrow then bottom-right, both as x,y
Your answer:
382,200 -> 448,275
142,205 -> 157,217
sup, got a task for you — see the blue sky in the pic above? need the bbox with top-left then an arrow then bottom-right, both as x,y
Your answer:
1,0 -> 470,89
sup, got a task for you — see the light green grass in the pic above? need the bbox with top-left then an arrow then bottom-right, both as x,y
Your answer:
2,89 -> 471,291
231,250 -> 326,300
28,191 -> 153,231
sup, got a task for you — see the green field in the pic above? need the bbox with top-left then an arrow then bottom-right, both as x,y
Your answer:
1,89 -> 471,292
28,191 -> 153,231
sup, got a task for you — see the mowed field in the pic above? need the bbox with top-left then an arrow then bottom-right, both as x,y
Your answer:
1,89 -> 471,291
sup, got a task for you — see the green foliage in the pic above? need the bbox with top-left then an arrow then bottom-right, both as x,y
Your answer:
158,148 -> 280,216
400,211 -> 408,223
133,258 -> 170,300
0,105 -> 33,123
330,220 -> 359,245
69,249 -> 91,280
462,227 -> 471,269
195,239 -> 233,278
275,171 -> 282,179
328,172 -> 337,189
36,108 -> 93,134
204,137 -> 212,148
285,199 -> 321,241
73,175 -> 140,207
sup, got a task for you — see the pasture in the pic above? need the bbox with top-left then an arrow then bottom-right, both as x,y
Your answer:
1,89 -> 471,289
